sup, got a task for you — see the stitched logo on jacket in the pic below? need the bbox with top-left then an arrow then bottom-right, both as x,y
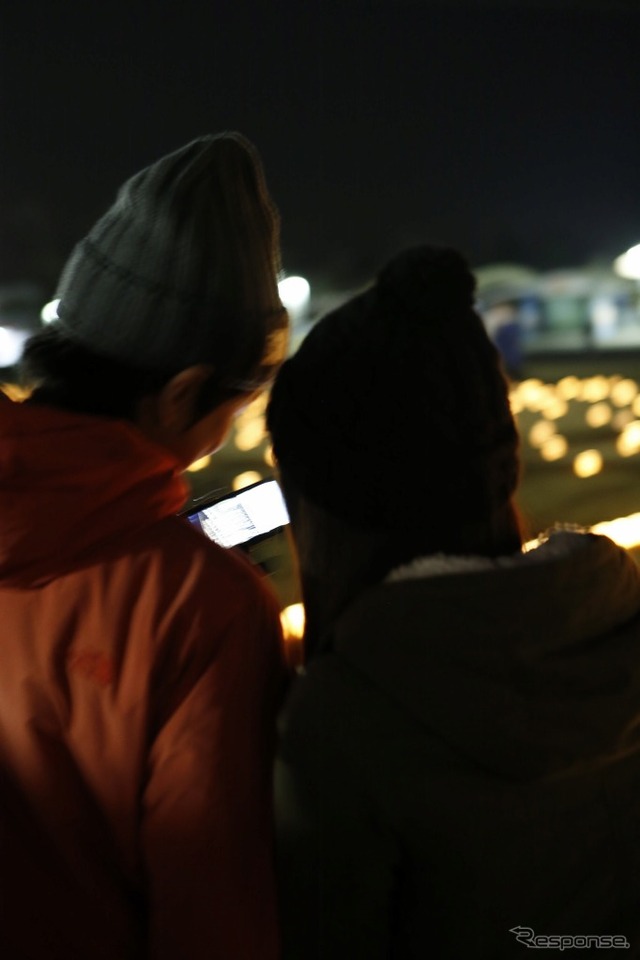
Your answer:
67,649 -> 115,687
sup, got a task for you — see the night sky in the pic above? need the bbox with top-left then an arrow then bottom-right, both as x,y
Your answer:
2,0 -> 640,296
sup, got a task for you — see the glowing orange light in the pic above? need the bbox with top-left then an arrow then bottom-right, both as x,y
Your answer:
541,398 -> 568,420
580,376 -> 610,403
232,470 -> 263,490
573,450 -> 603,478
528,420 -> 555,447
616,421 -> 640,457
186,455 -> 212,472
611,378 -> 638,408
280,603 -> 306,669
556,375 -> 581,400
234,421 -> 266,451
585,402 -> 612,428
540,435 -> 568,461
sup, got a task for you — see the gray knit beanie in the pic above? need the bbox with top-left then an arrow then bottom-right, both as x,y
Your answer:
267,245 -> 520,530
54,132 -> 288,385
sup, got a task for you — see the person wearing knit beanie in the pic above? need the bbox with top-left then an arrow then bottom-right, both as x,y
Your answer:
52,131 -> 288,385
267,245 -> 523,649
0,134 -> 288,959
21,130 -> 289,453
268,244 -> 519,537
267,245 -> 640,959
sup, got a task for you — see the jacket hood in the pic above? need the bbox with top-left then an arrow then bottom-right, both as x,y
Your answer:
328,530 -> 640,781
0,394 -> 188,586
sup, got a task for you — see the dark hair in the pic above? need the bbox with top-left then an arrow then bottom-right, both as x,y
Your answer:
278,466 -> 526,657
19,326 -> 246,421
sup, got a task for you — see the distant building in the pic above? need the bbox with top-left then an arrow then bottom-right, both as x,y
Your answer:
475,262 -> 640,361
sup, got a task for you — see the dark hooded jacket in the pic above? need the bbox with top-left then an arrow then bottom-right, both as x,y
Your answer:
275,530 -> 640,958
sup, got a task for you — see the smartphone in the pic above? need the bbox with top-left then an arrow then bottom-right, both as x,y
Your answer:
183,478 -> 290,549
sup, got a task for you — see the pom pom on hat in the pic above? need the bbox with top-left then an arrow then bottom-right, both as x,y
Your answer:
267,244 -> 519,530
376,245 -> 476,320
54,132 -> 288,385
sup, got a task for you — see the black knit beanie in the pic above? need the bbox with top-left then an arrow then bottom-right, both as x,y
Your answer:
53,132 -> 288,387
266,245 -> 520,530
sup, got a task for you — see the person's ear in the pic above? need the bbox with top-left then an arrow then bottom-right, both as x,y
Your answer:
156,365 -> 214,434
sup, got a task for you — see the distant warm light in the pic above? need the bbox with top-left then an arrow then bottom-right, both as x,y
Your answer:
280,602 -> 305,641
540,435 -> 568,461
0,327 -> 27,367
232,470 -> 262,490
516,378 -> 546,410
528,514 -> 640,552
40,299 -> 60,324
541,397 -> 568,420
0,382 -> 30,401
616,421 -> 640,457
234,420 -> 265,451
278,276 -> 310,313
610,378 -> 638,407
186,455 -> 212,473
509,391 -> 524,415
280,602 -> 305,669
580,376 -> 610,403
556,375 -> 581,400
585,402 -> 612,428
592,513 -> 640,549
263,444 -> 276,467
573,449 -> 603,478
523,383 -> 554,412
613,243 -> 640,281
501,374 -> 640,466
612,409 -> 635,432
528,419 -> 555,447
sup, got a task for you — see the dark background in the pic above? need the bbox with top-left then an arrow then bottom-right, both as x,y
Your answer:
2,0 -> 639,295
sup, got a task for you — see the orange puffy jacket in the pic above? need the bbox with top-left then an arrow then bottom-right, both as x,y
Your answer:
0,393 -> 286,960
